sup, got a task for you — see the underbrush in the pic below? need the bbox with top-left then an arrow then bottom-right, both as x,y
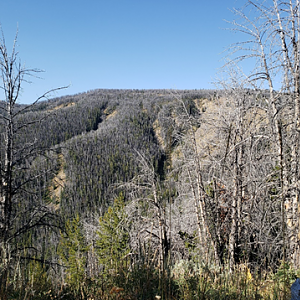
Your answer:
4,260 -> 296,299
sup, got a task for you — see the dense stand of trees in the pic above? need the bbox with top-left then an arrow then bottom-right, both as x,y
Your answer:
1,85 -> 298,298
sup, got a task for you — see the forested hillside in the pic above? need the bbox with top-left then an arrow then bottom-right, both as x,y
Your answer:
1,87 -> 297,299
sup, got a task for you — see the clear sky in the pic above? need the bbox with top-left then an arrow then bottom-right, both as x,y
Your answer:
0,0 -> 241,104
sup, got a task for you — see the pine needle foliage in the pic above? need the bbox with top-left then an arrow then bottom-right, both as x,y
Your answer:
96,192 -> 131,279
58,214 -> 90,295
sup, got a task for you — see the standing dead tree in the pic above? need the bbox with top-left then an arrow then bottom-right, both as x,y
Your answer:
225,0 -> 300,269
120,150 -> 170,272
0,30 -> 66,296
169,91 -> 221,264
170,83 -> 282,270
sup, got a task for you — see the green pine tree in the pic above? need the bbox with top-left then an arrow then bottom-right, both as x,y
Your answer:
96,193 -> 131,278
58,215 -> 89,296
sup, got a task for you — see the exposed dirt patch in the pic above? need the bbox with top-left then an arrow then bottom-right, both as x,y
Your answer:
105,109 -> 118,120
48,154 -> 66,210
49,102 -> 76,112
153,119 -> 165,150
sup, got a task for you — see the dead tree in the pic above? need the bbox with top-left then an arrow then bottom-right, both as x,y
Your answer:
120,150 -> 170,272
226,0 -> 300,269
0,30 -> 66,296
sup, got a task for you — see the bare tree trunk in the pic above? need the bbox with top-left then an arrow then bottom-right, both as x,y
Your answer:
227,0 -> 300,267
187,168 -> 203,247
174,93 -> 219,260
229,135 -> 243,270
212,179 -> 222,266
152,181 -> 168,269
289,94 -> 300,268
274,0 -> 300,268
0,31 -> 66,295
0,36 -> 18,295
125,150 -> 170,273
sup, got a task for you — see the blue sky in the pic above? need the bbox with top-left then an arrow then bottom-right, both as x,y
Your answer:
0,0 -> 241,104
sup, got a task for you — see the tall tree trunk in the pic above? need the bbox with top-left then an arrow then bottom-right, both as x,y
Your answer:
229,140 -> 242,270
289,89 -> 300,268
187,168 -> 204,247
